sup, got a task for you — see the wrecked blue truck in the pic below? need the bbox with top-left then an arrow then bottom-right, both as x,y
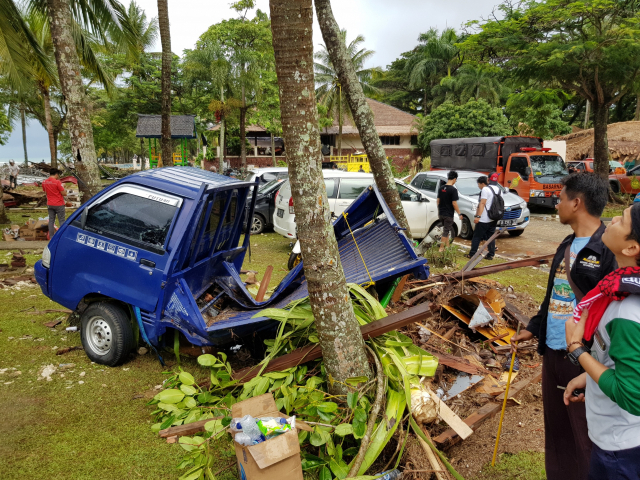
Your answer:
34,167 -> 428,366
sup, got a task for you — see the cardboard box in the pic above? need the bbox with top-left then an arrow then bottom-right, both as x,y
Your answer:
231,394 -> 304,480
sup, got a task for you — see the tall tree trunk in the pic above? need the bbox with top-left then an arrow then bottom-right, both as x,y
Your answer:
47,0 -> 101,202
269,0 -> 371,393
635,96 -> 640,122
219,85 -> 225,173
592,102 -> 610,179
20,105 -> 28,167
42,87 -> 58,168
337,90 -> 342,157
241,82 -> 247,168
315,0 -> 412,238
584,99 -> 591,130
158,0 -> 172,168
0,197 -> 8,224
271,132 -> 276,166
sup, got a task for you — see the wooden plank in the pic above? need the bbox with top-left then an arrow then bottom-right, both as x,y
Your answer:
231,302 -> 433,383
432,352 -> 489,376
391,274 -> 409,304
504,301 -> 531,327
255,266 -> 273,302
426,387 -> 473,440
433,372 -> 542,445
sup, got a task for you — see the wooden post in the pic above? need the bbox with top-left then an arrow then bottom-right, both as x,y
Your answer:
256,266 -> 273,302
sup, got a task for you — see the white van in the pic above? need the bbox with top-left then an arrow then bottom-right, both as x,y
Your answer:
244,167 -> 289,185
272,171 -> 460,240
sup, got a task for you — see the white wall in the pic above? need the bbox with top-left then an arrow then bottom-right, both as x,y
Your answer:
544,140 -> 567,162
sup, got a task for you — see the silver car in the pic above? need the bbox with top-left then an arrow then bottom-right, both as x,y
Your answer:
410,170 -> 530,239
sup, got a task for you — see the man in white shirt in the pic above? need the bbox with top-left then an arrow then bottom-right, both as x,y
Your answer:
8,159 -> 19,190
467,175 -> 501,260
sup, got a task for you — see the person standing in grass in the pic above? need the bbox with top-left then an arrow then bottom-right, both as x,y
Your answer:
436,170 -> 461,252
8,159 -> 19,190
42,169 -> 67,238
511,173 -> 616,480
467,175 -> 501,260
565,203 -> 640,479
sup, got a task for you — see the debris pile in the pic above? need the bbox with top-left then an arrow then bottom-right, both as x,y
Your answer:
3,219 -> 49,242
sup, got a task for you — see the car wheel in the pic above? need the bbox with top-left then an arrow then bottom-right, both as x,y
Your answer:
460,216 -> 473,239
610,181 -> 620,194
508,230 -> 525,237
81,302 -> 134,366
250,215 -> 265,235
288,252 -> 302,271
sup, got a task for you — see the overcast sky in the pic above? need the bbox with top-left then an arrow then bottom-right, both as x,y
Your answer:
1,0 -> 499,163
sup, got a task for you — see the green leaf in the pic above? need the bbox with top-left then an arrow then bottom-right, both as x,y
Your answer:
183,397 -> 197,409
184,409 -> 200,425
158,402 -> 180,412
264,371 -> 289,379
254,376 -> 271,397
334,424 -> 353,437
150,422 -> 162,433
347,392 -> 358,410
154,389 -> 185,404
308,335 -> 319,343
329,458 -> 349,479
354,407 -> 367,423
204,419 -> 226,435
301,452 -> 325,470
179,466 -> 204,480
179,372 -> 195,386
197,354 -> 217,367
178,436 -> 205,451
180,384 -> 197,396
319,465 -> 333,480
317,402 -> 338,413
295,366 -> 308,383
345,376 -> 368,386
310,430 -> 327,447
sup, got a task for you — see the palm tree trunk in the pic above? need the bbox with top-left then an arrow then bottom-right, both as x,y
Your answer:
241,78 -> 247,168
0,197 -> 8,224
635,96 -> 640,122
315,0 -> 412,238
270,0 -> 371,393
47,0 -> 101,202
20,105 -> 28,167
337,90 -> 342,157
592,102 -> 610,179
42,87 -> 58,168
219,85 -> 225,173
271,132 -> 276,166
157,0 -> 172,168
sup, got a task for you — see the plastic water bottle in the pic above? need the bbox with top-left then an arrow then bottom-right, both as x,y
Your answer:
234,432 -> 253,446
375,470 -> 402,480
239,415 -> 264,444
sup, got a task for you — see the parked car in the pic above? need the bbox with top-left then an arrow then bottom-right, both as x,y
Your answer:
244,178 -> 284,234
34,167 -> 427,365
244,167 -> 289,186
272,171 -> 461,240
567,160 -> 640,195
410,170 -> 530,239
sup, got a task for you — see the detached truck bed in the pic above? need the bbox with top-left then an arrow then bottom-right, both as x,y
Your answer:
35,167 -> 428,366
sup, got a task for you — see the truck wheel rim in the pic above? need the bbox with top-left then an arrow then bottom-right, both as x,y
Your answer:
251,217 -> 262,234
87,317 -> 112,356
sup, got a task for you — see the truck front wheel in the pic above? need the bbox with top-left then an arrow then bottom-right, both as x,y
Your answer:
81,302 -> 134,366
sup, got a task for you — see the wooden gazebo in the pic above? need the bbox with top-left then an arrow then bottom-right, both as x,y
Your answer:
136,114 -> 196,167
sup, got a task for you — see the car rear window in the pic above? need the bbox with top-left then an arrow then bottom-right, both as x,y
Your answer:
85,193 -> 177,249
338,178 -> 373,199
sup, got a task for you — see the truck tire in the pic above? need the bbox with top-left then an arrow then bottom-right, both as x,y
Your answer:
508,230 -> 525,237
250,214 -> 265,235
460,216 -> 473,240
288,252 -> 302,271
81,302 -> 134,366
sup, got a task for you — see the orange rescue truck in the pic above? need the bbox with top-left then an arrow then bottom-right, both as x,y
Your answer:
430,136 -> 566,208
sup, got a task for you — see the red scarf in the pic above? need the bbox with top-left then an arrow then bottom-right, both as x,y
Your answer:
573,266 -> 640,340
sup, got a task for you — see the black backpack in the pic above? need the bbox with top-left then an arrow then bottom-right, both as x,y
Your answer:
486,185 -> 505,221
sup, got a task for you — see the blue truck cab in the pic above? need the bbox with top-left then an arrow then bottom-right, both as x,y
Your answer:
35,167 -> 428,366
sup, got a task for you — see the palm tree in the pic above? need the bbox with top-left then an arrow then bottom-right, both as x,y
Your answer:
157,0 -> 172,168
454,64 -> 505,105
111,1 -> 158,67
405,28 -> 460,114
314,30 -> 378,157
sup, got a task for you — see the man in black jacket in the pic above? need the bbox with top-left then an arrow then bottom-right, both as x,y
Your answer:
511,173 -> 616,480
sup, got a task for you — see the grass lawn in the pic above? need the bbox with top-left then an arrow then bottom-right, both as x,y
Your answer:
0,229 -> 548,479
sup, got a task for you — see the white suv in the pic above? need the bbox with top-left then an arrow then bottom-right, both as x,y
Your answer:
272,171 -> 460,240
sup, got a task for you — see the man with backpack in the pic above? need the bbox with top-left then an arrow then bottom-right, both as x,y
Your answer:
467,174 -> 504,260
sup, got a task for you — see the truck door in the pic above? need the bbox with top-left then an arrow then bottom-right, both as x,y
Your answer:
51,185 -> 182,312
396,182 -> 429,237
505,156 -> 531,197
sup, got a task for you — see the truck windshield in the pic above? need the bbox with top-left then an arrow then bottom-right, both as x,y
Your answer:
530,155 -> 567,177
455,178 -> 506,196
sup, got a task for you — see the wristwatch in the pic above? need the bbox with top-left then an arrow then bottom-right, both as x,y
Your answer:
474,215 -> 481,218
567,345 -> 590,366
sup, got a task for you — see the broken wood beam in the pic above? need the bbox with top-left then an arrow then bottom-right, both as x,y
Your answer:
255,266 -> 273,302
433,372 -> 542,446
426,254 -> 554,284
503,301 -> 531,327
159,417 -> 222,438
231,302 -> 433,383
432,352 -> 489,376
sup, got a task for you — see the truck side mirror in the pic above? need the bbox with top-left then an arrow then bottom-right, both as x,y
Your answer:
525,167 -> 531,176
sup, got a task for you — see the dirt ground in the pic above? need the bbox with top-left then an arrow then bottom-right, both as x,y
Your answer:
455,217 -> 572,258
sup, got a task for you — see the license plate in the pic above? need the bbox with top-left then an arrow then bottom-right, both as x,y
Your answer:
498,219 -> 517,226
277,208 -> 284,218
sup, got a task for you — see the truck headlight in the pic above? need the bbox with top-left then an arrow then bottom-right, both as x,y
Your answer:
530,190 -> 545,198
42,245 -> 51,268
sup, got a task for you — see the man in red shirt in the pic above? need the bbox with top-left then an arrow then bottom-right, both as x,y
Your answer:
42,169 -> 67,238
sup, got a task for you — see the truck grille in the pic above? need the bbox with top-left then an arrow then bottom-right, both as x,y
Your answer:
502,208 -> 522,220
